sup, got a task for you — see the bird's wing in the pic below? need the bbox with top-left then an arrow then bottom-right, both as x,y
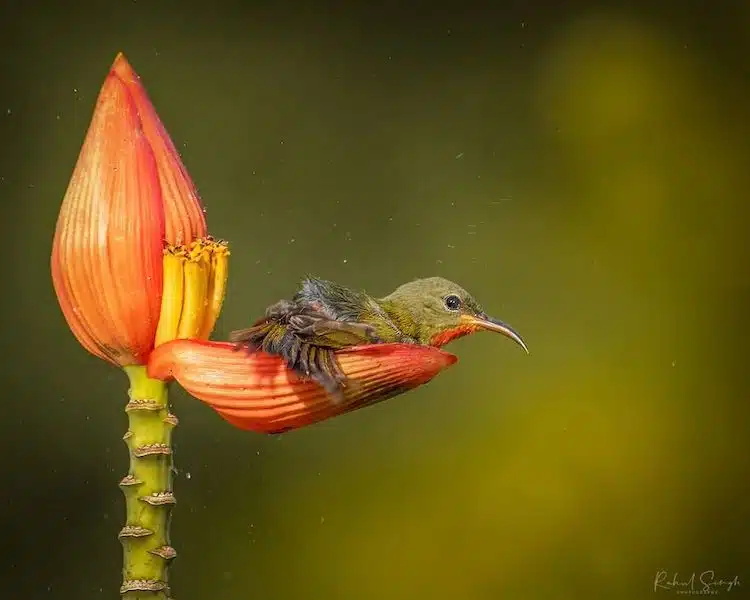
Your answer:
229,306 -> 381,403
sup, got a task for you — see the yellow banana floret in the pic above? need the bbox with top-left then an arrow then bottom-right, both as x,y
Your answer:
154,246 -> 186,347
176,240 -> 210,339
154,237 -> 231,347
199,241 -> 230,339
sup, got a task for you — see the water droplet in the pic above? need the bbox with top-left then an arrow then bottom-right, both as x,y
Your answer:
671,360 -> 676,367
185,472 -> 191,480
320,516 -> 325,524
343,259 -> 348,263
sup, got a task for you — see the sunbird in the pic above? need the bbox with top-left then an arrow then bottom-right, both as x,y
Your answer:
230,276 -> 528,403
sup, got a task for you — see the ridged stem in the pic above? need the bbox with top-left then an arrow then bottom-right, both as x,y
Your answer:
119,365 -> 177,599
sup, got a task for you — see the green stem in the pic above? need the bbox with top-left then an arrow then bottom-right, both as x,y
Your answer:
119,365 -> 177,600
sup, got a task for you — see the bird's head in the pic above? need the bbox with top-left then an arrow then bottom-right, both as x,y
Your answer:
380,277 -> 528,352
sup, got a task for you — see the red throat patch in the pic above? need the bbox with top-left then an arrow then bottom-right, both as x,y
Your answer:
429,323 -> 480,347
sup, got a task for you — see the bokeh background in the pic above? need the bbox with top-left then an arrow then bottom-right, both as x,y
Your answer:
1,1 -> 749,598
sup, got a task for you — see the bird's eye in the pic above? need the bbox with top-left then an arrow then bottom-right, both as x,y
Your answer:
444,294 -> 462,311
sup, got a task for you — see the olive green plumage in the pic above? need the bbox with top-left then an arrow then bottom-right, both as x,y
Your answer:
230,276 -> 525,401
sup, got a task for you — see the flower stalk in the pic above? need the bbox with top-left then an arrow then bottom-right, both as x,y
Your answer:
51,53 -> 228,599
119,366 -> 176,599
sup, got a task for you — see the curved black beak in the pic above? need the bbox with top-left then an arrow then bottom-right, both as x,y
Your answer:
464,313 -> 529,354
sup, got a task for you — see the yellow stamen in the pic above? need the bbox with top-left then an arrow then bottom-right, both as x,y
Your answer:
154,246 -> 186,347
199,241 -> 230,339
176,240 -> 210,339
154,237 -> 230,347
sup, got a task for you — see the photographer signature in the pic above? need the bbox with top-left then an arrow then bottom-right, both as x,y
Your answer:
654,570 -> 740,594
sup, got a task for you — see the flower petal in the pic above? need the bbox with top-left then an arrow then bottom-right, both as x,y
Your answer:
51,70 -> 165,365
148,340 -> 457,433
111,53 -> 207,246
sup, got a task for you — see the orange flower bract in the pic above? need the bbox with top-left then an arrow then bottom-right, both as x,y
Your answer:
148,340 -> 458,433
51,53 -> 216,366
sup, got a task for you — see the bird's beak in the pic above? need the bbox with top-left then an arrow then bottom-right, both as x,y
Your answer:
462,313 -> 529,354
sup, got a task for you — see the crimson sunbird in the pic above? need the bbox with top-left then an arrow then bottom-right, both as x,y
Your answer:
230,276 -> 528,402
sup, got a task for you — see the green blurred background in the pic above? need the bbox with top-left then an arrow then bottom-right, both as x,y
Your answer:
2,1 -> 749,598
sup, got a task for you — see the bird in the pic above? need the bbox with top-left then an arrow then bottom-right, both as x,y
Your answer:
229,276 -> 528,403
